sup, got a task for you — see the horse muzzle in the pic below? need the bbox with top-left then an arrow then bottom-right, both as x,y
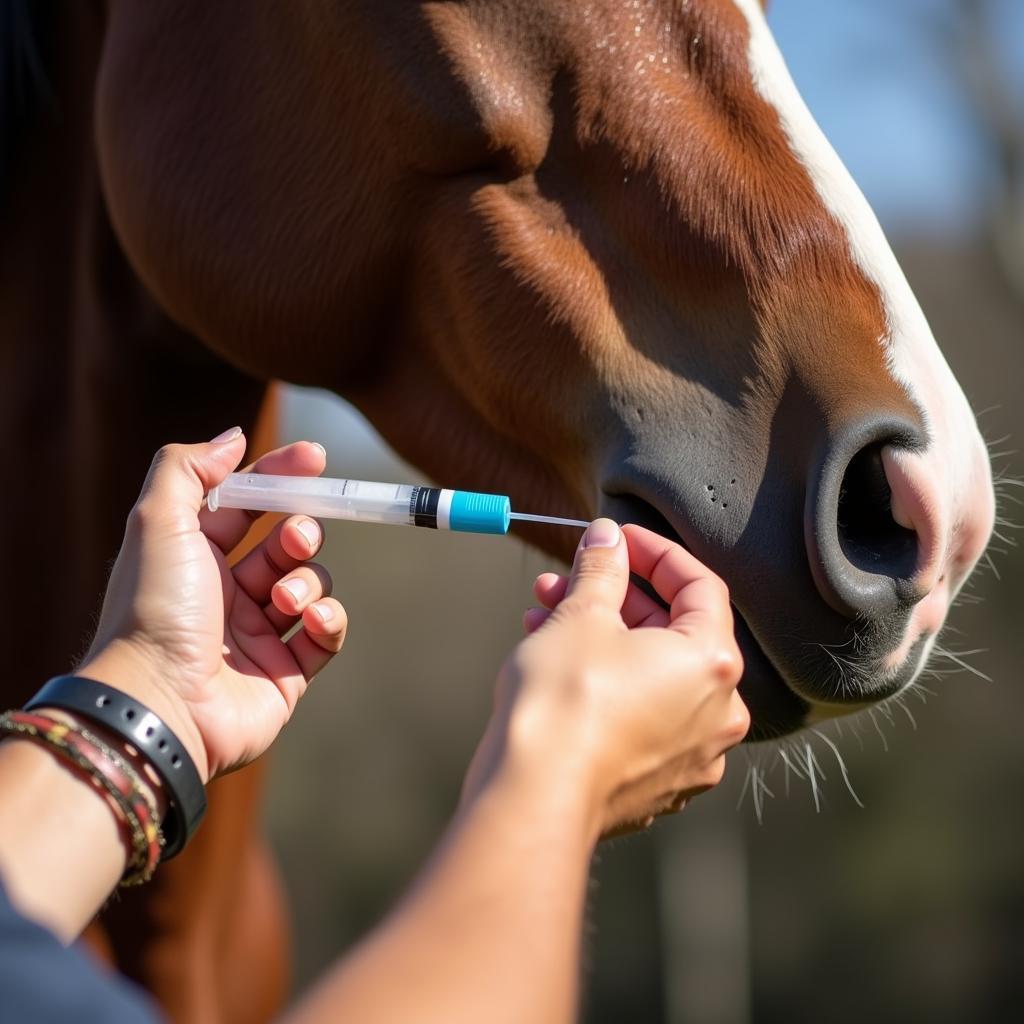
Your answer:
599,409 -> 994,741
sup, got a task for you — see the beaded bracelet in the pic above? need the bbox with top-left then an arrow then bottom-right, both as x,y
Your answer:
0,710 -> 164,886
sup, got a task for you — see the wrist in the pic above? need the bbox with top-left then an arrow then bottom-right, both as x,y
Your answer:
28,707 -> 168,821
468,709 -> 605,850
23,675 -> 209,861
0,708 -> 164,887
77,641 -> 210,784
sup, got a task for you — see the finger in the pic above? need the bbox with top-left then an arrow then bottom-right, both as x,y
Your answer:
232,515 -> 324,606
286,599 -> 348,679
722,689 -> 752,748
620,582 -> 670,628
199,440 -> 327,553
132,429 -> 248,528
523,606 -> 550,634
533,572 -> 567,608
560,519 -> 629,611
535,571 -> 667,628
267,563 -> 334,634
622,524 -> 733,634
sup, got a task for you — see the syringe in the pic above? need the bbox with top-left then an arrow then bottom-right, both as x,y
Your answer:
207,473 -> 590,535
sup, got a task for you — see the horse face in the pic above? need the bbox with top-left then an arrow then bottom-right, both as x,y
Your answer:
96,0 -> 994,739
408,0 -> 996,737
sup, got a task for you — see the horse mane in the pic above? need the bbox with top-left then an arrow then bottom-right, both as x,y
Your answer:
0,0 -> 57,200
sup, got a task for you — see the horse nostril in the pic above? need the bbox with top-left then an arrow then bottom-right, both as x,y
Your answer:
837,444 -> 917,581
807,421 -> 927,620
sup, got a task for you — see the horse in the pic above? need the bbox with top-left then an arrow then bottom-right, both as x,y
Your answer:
0,0 -> 995,1020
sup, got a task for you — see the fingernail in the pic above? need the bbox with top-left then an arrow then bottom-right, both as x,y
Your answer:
296,519 -> 321,548
280,577 -> 309,602
311,442 -> 327,459
311,601 -> 332,622
582,518 -> 620,548
210,426 -> 242,443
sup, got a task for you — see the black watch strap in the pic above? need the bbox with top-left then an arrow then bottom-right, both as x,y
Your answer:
26,676 -> 207,859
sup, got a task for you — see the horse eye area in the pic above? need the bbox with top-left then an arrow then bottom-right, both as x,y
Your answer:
836,444 -> 917,579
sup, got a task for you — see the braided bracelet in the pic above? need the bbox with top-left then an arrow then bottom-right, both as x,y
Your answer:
0,710 -> 163,886
26,676 -> 207,859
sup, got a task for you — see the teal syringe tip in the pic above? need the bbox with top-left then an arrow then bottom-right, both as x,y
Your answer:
449,490 -> 512,534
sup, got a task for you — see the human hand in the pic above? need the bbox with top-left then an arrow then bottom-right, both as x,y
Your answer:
467,519 -> 749,837
75,429 -> 347,783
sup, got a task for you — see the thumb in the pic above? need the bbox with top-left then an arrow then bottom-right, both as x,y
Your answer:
136,429 -> 246,521
563,518 -> 629,610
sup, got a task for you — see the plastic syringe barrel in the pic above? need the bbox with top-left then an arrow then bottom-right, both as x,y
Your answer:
207,474 -> 511,535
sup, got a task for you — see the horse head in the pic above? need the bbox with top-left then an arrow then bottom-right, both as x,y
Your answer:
96,0 -> 994,739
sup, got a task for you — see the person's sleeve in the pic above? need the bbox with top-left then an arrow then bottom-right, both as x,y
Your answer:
0,875 -> 162,1023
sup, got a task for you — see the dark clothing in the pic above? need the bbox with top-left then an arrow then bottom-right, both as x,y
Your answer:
0,876 -> 161,1023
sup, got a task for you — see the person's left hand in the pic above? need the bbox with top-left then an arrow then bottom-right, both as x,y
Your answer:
76,429 -> 347,783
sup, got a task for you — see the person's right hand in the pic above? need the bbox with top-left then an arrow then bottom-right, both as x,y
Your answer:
466,519 -> 749,838
76,434 -> 347,784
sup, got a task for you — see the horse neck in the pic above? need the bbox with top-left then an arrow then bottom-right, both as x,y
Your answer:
0,0 -> 268,692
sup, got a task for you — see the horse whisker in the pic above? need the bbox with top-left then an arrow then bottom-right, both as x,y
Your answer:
981,550 -> 1001,580
804,741 -> 821,813
931,644 -> 993,682
868,707 -> 890,753
812,728 -> 864,809
889,693 -> 918,730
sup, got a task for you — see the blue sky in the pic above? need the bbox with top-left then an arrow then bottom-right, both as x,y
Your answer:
769,0 -> 1023,233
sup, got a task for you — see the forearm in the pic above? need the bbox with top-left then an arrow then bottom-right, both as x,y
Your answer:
0,737 -> 129,941
0,667 -> 173,942
286,762 -> 599,1024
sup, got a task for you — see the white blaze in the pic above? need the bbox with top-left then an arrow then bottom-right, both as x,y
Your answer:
731,0 -> 994,697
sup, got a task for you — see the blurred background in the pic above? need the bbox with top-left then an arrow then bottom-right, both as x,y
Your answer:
264,2 -> 1024,1021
